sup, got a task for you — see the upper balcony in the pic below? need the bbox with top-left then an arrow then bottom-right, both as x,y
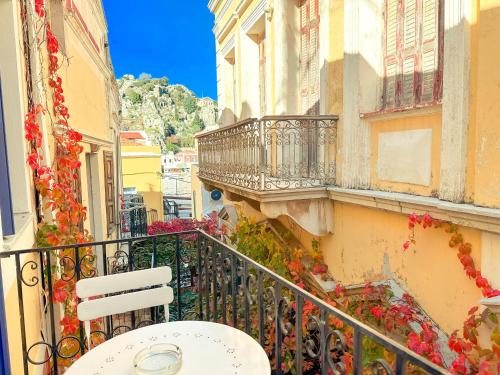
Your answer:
197,115 -> 338,199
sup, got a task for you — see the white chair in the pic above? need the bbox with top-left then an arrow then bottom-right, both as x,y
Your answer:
76,266 -> 174,348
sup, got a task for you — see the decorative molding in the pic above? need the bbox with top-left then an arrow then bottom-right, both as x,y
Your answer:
215,0 -> 233,24
235,0 -> 253,15
208,0 -> 221,12
481,296 -> 500,315
80,131 -> 114,147
216,13 -> 238,43
265,0 -> 274,21
328,187 -> 500,234
65,0 -> 101,53
220,34 -> 235,57
241,0 -> 266,33
439,0 -> 471,203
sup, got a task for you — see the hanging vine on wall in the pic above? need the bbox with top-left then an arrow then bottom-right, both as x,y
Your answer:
22,0 -> 102,368
403,213 -> 500,374
230,214 -> 500,374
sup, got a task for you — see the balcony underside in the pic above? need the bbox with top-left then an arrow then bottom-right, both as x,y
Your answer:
202,177 -> 334,236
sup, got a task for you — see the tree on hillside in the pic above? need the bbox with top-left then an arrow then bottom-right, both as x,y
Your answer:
190,113 -> 205,133
163,123 -> 176,138
125,88 -> 142,104
182,95 -> 198,114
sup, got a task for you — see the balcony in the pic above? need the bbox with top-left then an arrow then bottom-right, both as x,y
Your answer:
197,115 -> 338,194
2,231 -> 446,374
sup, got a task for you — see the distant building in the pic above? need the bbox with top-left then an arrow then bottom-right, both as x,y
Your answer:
161,152 -> 177,170
120,130 -> 150,146
121,144 -> 163,217
177,148 -> 198,165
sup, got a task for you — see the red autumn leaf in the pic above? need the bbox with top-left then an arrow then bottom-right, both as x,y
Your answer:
407,332 -> 422,353
369,306 -> 384,320
476,273 -> 490,289
451,355 -> 468,375
428,351 -> 443,366
311,263 -> 327,275
52,279 -> 69,303
458,253 -> 474,268
60,315 -> 80,335
402,240 -> 410,251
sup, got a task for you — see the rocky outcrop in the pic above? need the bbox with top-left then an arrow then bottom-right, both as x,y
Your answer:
118,74 -> 217,151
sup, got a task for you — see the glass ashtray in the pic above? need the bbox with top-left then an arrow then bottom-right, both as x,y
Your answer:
133,343 -> 183,375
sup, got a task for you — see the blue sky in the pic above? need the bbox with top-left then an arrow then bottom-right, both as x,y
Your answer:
102,0 -> 217,99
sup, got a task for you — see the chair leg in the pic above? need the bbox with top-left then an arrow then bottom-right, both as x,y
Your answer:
164,304 -> 169,322
85,320 -> 91,350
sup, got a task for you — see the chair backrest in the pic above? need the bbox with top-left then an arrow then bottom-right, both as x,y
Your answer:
76,266 -> 173,348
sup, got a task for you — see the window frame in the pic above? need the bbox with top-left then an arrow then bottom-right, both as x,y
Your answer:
381,0 -> 444,112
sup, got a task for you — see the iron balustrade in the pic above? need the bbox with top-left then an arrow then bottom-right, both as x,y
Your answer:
1,231 -> 448,375
119,205 -> 148,238
197,116 -> 339,191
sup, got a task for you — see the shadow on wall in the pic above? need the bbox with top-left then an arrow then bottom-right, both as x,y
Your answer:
218,107 -> 236,127
239,101 -> 252,120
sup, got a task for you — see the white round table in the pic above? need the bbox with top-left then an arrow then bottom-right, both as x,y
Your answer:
66,320 -> 271,375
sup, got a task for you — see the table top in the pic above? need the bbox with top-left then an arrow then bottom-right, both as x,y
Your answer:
66,320 -> 271,375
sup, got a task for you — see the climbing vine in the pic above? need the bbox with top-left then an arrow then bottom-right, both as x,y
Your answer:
231,214 -> 500,374
403,213 -> 500,374
23,0 -> 100,368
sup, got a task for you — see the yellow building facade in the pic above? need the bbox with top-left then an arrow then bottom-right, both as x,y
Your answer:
200,0 -> 500,341
0,0 -> 121,372
121,145 -> 164,217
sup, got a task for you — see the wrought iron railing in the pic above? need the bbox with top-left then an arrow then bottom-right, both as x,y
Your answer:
163,197 -> 180,221
197,116 -> 338,191
120,205 -> 148,238
2,231 -> 447,375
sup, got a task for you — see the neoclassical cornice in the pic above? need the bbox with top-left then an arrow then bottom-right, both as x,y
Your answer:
208,0 -> 222,12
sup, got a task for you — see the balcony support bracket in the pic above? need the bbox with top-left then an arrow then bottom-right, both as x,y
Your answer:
260,198 -> 334,237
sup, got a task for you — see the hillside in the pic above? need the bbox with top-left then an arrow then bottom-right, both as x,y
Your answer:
117,74 -> 217,152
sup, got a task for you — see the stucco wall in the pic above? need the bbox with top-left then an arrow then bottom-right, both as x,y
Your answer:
469,1 -> 500,208
275,202 -> 482,335
121,146 -> 163,215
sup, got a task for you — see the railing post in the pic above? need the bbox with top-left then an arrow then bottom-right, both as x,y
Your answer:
175,234 -> 182,321
274,283 -> 282,375
259,118 -> 265,190
295,294 -> 304,375
353,327 -> 362,375
196,233 -> 203,321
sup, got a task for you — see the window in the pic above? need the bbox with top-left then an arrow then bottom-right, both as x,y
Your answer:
0,78 -> 14,236
103,151 -> 116,235
383,0 -> 442,109
299,0 -> 320,115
